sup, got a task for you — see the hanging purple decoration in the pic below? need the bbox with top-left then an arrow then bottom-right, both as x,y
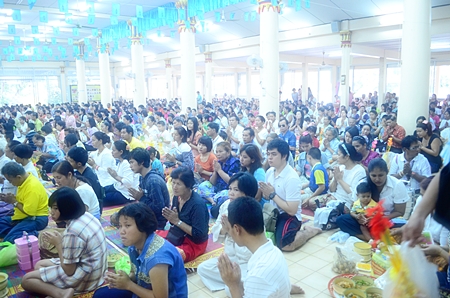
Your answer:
230,12 -> 235,20
14,36 -> 21,45
53,27 -> 60,35
28,0 -> 36,9
295,0 -> 301,11
136,5 -> 143,18
305,0 -> 310,8
250,11 -> 256,21
58,0 -> 68,12
244,12 -> 249,21
73,27 -> 79,36
39,11 -> 48,23
31,25 -> 39,34
8,25 -> 15,35
12,9 -> 21,21
88,14 -> 95,25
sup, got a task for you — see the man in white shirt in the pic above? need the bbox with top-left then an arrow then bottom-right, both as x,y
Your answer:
388,135 -> 431,191
226,115 -> 244,153
259,139 -> 322,251
217,197 -> 303,297
207,122 -> 224,153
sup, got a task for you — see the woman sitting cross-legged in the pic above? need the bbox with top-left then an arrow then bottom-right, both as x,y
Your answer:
21,187 -> 107,298
93,203 -> 188,298
157,167 -> 209,262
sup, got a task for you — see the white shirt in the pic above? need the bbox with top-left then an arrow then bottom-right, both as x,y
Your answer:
113,159 -> 139,200
333,164 -> 366,209
229,125 -> 244,150
0,154 -> 11,171
220,116 -> 229,129
212,135 -> 224,154
266,164 -> 302,221
388,153 -> 431,190
257,128 -> 269,160
440,119 -> 450,130
353,176 -> 410,215
244,240 -> 290,298
76,183 -> 100,217
24,161 -> 39,179
145,124 -> 159,142
89,148 -> 116,187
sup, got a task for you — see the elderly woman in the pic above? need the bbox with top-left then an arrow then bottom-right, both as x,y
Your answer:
352,135 -> 380,171
165,127 -> 194,171
194,136 -> 217,181
22,187 -> 107,298
320,127 -> 340,161
197,172 -> 257,292
157,167 -> 209,262
336,158 -> 410,239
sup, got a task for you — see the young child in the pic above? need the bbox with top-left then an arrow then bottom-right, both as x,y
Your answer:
306,126 -> 320,148
25,122 -> 37,151
350,182 -> 377,241
147,146 -> 164,177
301,147 -> 329,211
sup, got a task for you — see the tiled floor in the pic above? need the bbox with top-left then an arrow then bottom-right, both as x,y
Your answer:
188,219 -> 340,298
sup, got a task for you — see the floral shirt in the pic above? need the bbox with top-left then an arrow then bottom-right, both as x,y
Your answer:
215,156 -> 240,193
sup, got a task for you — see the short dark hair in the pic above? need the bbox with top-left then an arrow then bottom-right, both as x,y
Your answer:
207,122 -> 220,134
34,135 -> 45,142
228,196 -> 264,235
307,147 -> 321,160
13,144 -> 33,159
299,134 -> 313,145
48,187 -> 85,221
115,121 -> 126,131
1,162 -> 26,177
121,125 -> 134,136
27,122 -> 35,130
228,172 -> 258,198
56,120 -> 66,129
401,135 -> 419,149
117,203 -> 158,236
243,127 -> 255,138
170,167 -> 195,189
174,126 -> 188,143
306,126 -> 317,133
356,182 -> 371,194
8,140 -> 21,152
130,148 -> 150,168
67,147 -> 89,166
267,138 -> 290,161
64,133 -> 79,148
198,136 -> 213,152
40,125 -> 53,135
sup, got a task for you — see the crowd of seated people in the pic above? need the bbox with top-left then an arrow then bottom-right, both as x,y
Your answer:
0,90 -> 448,296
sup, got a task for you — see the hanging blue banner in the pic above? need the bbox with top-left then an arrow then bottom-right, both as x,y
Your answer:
170,30 -> 175,38
87,44 -> 92,52
8,46 -> 14,53
28,0 -> 36,9
48,48 -> 53,55
112,3 -> 120,16
131,17 -> 138,26
65,13 -> 73,24
2,49 -> 8,55
84,38 -> 90,45
0,0 -> 4,8
58,0 -> 68,12
73,27 -> 79,36
230,12 -> 235,20
250,11 -> 256,21
18,48 -> 23,54
305,0 -> 310,8
53,26 -> 60,35
67,38 -> 73,45
33,48 -> 39,54
197,10 -> 204,20
158,7 -> 165,19
8,25 -> 15,34
12,9 -> 21,21
214,11 -> 220,22
54,55 -> 59,60
288,0 -> 293,6
136,5 -> 143,18
31,25 -> 38,34
20,56 -> 24,62
296,0 -> 301,11
88,14 -> 95,24
244,12 -> 249,21
51,37 -> 57,45
92,28 -> 98,37
33,37 -> 40,45
87,2 -> 94,14
14,36 -> 21,45
110,15 -> 118,25
39,11 -> 48,23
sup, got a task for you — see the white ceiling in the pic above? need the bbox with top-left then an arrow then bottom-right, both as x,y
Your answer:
0,0 -> 449,63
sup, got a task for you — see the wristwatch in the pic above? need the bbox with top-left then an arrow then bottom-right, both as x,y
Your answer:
13,202 -> 18,207
268,192 -> 276,200
177,220 -> 183,226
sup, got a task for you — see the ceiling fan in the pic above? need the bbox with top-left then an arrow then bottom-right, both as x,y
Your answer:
321,51 -> 332,66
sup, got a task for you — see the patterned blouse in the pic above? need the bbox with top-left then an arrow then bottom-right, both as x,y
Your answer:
215,155 -> 240,193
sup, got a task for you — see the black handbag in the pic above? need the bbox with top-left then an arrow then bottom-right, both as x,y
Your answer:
166,226 -> 186,246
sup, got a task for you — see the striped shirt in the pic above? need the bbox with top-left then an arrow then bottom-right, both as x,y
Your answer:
244,240 -> 290,297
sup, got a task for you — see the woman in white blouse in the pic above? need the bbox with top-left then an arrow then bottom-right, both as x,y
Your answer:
87,132 -> 116,187
103,140 -> 139,206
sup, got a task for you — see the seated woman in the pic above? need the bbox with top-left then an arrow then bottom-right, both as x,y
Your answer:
93,203 -> 188,298
336,158 -> 410,239
103,140 -> 139,206
165,127 -> 194,171
80,118 -> 99,151
352,136 -> 380,172
239,144 -> 265,201
416,122 -> 443,173
158,167 -> 209,262
21,187 -> 107,298
198,172 -> 257,292
52,161 -> 101,219
320,127 -> 340,161
194,136 -> 216,182
87,131 -> 116,187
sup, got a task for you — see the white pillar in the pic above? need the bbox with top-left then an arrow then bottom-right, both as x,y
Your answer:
234,72 -> 239,98
378,57 -> 387,110
130,39 -> 146,107
75,56 -> 87,104
60,67 -> 67,102
331,65 -> 338,100
173,76 -> 178,99
398,0 -> 431,134
204,53 -> 212,103
259,2 -> 280,117
179,21 -> 197,110
339,31 -> 352,107
98,47 -> 112,108
165,59 -> 173,100
301,63 -> 309,103
246,68 -> 252,100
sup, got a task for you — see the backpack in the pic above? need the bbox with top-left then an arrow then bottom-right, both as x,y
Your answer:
263,203 -> 280,233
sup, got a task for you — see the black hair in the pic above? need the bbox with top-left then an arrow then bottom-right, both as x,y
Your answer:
121,125 -> 134,137
130,148 -> 150,168
1,161 -> 26,177
67,147 -> 89,166
64,133 -> 79,148
27,122 -> 35,130
87,118 -> 97,129
174,126 -> 188,143
207,122 -> 220,134
13,144 -> 33,159
115,121 -> 126,132
299,134 -> 313,145
345,126 -> 360,140
338,143 -> 362,162
198,136 -> 213,153
240,144 -> 263,174
114,140 -> 130,160
228,196 -> 264,235
367,158 -> 389,202
256,115 -> 266,123
93,131 -> 111,144
416,122 -> 433,136
40,125 -> 53,135
34,134 -> 45,142
147,146 -> 161,159
401,135 -> 419,149
48,187 -> 85,221
187,117 -> 199,139
123,115 -> 132,123
356,182 -> 371,194
243,127 -> 255,138
267,138 -> 290,161
416,116 -> 426,123
117,203 -> 158,236
56,120 -> 66,129
51,160 -> 77,176
307,147 -> 321,160
8,140 -> 21,152
306,126 -> 317,134
170,167 -> 195,189
228,172 -> 258,198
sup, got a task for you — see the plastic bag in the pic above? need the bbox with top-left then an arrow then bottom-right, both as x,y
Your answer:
332,246 -> 362,274
327,231 -> 350,244
114,256 -> 131,275
383,242 -> 439,298
0,242 -> 18,267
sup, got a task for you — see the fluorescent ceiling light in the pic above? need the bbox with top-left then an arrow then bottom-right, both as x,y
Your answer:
431,43 -> 450,50
351,53 -> 379,59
